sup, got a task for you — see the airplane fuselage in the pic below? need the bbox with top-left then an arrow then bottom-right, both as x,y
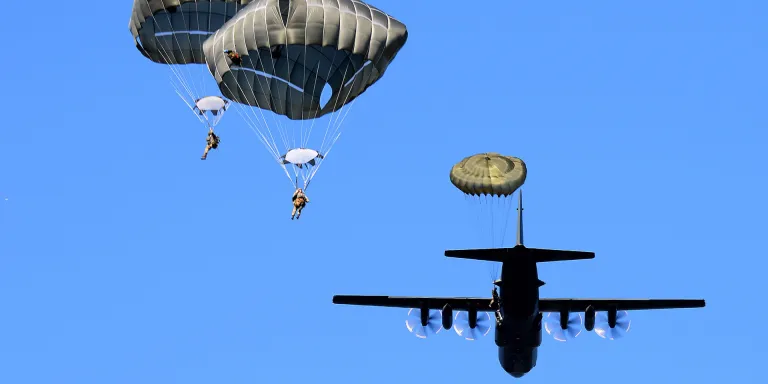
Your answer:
495,257 -> 543,378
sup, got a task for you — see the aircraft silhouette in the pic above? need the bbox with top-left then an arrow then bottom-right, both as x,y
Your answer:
333,191 -> 706,378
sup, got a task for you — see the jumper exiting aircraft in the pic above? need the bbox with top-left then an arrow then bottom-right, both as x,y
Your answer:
332,191 -> 706,378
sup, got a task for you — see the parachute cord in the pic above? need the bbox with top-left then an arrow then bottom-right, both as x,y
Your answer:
173,88 -> 207,126
232,106 -> 293,187
209,17 -> 293,188
210,25 -> 284,164
232,14 -> 287,154
317,64 -> 352,153
299,5 -> 320,149
146,0 -> 199,101
174,0 -> 202,99
304,49 -> 340,148
499,194 -> 515,247
233,106 -> 281,161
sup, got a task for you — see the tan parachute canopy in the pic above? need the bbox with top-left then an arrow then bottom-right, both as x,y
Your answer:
129,0 -> 251,64
450,153 -> 527,197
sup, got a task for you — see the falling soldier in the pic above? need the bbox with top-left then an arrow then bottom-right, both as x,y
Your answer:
201,128 -> 220,160
291,188 -> 309,220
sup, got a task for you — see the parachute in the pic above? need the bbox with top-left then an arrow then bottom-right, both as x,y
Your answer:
194,96 -> 230,129
450,153 -> 527,281
202,0 -> 408,189
129,1 -> 250,131
450,153 -> 527,197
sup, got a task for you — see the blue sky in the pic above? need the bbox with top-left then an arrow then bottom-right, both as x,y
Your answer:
1,0 -> 766,382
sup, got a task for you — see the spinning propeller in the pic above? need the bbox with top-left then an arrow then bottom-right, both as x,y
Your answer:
595,310 -> 631,340
453,311 -> 492,341
544,312 -> 583,342
405,308 -> 442,338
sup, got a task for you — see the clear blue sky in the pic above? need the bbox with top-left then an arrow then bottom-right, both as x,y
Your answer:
1,1 -> 766,382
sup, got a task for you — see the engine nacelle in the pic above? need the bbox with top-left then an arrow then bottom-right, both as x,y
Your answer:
559,309 -> 569,329
584,305 -> 595,331
608,307 -> 617,328
468,307 -> 478,329
420,303 -> 429,326
442,304 -> 453,330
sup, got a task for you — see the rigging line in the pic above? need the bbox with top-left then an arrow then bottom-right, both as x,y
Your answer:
216,20 -> 284,161
258,5 -> 295,154
173,87 -> 207,126
210,28 -> 282,161
499,194 -> 515,247
175,0 -> 202,98
230,16 -> 286,158
304,45 -> 340,147
302,61 -> 322,149
143,0 -> 198,102
155,0 -> 200,99
234,105 -> 294,186
299,5 -> 315,147
317,63 -> 351,153
233,104 -> 281,160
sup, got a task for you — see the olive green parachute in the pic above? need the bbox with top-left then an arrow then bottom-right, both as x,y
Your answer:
202,0 -> 408,120
450,153 -> 527,197
129,0 -> 251,65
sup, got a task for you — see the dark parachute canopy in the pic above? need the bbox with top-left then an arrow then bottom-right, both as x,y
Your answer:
450,153 -> 527,197
128,1 -> 250,131
202,0 -> 408,119
129,0 -> 251,64
200,0 -> 407,190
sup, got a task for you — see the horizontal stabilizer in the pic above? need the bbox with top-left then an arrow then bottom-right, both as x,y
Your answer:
445,245 -> 594,263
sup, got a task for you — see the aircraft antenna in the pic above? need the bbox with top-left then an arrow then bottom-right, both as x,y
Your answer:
516,189 -> 524,246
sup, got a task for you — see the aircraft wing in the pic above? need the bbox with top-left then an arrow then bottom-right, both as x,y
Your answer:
539,299 -> 706,312
333,295 -> 494,312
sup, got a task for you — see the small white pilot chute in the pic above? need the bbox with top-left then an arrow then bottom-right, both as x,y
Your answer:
193,96 -> 229,129
281,148 -> 324,169
280,148 -> 326,189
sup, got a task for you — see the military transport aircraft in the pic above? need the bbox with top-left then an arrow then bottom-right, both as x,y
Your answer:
332,192 -> 705,378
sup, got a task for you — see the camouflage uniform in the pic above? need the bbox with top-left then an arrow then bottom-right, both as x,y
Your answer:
291,188 -> 309,219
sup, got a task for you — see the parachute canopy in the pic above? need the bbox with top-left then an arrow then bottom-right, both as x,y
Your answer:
129,0 -> 251,64
281,148 -> 324,167
203,0 -> 408,119
194,96 -> 229,128
450,153 -> 527,197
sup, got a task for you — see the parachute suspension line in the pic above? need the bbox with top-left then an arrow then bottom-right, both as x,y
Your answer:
209,28 -> 286,170
301,62 -> 322,149
209,22 -> 294,188
211,16 -> 296,188
172,0 -> 203,98
233,19 -> 287,156
298,5 -> 322,150
215,24 -> 283,160
499,194 -> 515,247
304,48 -> 340,150
146,0 -> 200,101
304,50 -> 372,191
141,0 -> 211,127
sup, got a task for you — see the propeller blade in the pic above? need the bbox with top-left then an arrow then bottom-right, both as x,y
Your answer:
405,308 -> 442,338
594,311 -> 631,340
544,312 -> 583,342
453,311 -> 492,341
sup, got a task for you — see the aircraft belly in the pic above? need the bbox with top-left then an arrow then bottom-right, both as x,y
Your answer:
499,346 -> 537,378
